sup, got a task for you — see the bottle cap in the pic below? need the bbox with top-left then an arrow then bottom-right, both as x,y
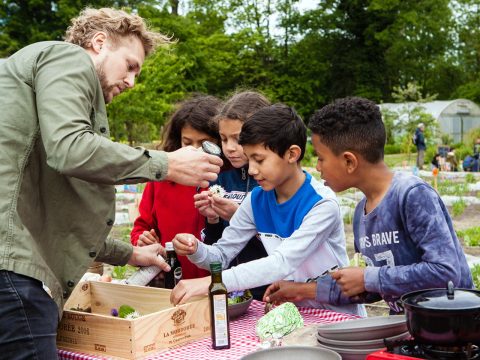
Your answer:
210,262 -> 222,273
165,242 -> 174,251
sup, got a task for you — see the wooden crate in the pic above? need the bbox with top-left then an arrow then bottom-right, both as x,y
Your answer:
57,281 -> 210,359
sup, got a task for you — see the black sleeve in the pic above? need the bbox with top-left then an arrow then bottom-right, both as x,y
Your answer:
202,220 -> 226,245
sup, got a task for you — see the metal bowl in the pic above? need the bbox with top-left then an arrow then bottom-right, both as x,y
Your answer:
228,296 -> 253,318
240,346 -> 341,360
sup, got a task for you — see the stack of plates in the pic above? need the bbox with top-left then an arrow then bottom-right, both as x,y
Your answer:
316,315 -> 409,360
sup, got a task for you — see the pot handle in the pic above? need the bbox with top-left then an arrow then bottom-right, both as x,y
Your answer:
447,281 -> 454,299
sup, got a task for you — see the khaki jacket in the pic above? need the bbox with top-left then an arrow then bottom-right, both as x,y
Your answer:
0,41 -> 168,311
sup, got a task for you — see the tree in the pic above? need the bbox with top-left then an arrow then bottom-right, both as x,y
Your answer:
384,82 -> 438,156
0,0 -> 161,57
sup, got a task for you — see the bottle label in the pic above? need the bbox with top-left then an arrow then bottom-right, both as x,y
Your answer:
174,267 -> 183,285
125,265 -> 161,286
212,294 -> 229,347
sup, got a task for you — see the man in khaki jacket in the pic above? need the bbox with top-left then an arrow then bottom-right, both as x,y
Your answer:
0,8 -> 222,358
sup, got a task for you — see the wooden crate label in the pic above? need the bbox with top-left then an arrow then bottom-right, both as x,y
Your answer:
64,313 -> 87,322
57,334 -> 78,345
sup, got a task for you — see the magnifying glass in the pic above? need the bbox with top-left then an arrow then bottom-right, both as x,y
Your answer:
201,141 -> 222,157
196,141 -> 222,192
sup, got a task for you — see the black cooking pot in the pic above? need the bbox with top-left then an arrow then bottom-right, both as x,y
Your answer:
401,281 -> 480,345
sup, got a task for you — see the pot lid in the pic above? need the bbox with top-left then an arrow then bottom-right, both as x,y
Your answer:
403,282 -> 480,310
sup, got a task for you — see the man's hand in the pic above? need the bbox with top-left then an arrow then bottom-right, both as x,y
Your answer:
137,229 -> 160,246
172,233 -> 198,256
210,195 -> 239,222
330,267 -> 366,297
263,281 -> 316,305
127,243 -> 170,272
166,147 -> 223,188
170,277 -> 211,305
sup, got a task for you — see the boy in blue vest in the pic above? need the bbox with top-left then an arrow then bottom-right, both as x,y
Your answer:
170,103 -> 365,316
264,97 -> 473,314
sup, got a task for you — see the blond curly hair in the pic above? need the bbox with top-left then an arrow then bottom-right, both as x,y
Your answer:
65,8 -> 171,56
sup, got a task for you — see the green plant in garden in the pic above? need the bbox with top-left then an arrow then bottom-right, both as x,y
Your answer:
465,173 -> 476,184
452,198 -> 466,217
457,226 -> 480,247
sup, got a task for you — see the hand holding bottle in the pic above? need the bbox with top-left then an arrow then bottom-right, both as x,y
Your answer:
172,233 -> 198,256
127,243 -> 169,271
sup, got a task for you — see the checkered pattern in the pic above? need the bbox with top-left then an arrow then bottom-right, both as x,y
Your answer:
58,300 -> 357,360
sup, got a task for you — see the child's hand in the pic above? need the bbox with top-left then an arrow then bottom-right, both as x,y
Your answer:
263,281 -> 315,305
170,277 -> 210,305
172,233 -> 198,256
194,191 -> 218,219
210,196 -> 239,221
137,229 -> 159,247
330,267 -> 366,297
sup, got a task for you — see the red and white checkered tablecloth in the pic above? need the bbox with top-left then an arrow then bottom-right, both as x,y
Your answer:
58,300 -> 357,360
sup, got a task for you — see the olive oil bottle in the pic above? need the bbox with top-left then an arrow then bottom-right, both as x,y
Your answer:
208,262 -> 231,349
164,242 -> 182,289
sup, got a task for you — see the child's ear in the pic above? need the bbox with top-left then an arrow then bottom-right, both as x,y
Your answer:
343,151 -> 358,173
286,145 -> 301,163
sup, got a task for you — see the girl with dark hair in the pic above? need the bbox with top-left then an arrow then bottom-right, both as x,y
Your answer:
130,94 -> 222,280
194,90 -> 270,300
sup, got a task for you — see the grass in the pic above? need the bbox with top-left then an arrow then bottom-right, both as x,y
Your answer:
452,198 -> 467,217
457,226 -> 480,247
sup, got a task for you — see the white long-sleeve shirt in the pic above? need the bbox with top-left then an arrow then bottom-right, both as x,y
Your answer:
189,172 -> 365,316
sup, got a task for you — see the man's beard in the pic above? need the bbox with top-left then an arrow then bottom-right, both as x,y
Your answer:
95,60 -> 117,104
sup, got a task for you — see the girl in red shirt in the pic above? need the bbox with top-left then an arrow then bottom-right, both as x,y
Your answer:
130,95 -> 222,280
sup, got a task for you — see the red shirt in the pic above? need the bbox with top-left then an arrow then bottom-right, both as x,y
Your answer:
130,181 -> 209,279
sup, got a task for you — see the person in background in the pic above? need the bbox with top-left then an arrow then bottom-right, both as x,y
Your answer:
172,104 -> 365,316
446,148 -> 458,172
0,8 -> 222,358
130,95 -> 222,281
193,90 -> 270,300
414,123 -> 426,170
474,138 -> 480,157
263,97 -> 473,314
473,138 -> 480,172
431,153 -> 441,170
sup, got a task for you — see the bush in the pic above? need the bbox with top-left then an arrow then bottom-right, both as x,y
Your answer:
453,143 -> 472,163
384,144 -> 403,154
301,141 -> 317,168
457,226 -> 480,246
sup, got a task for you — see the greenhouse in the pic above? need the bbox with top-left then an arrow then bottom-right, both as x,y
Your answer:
380,99 -> 480,143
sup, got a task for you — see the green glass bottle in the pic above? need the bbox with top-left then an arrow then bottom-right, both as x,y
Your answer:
208,262 -> 231,349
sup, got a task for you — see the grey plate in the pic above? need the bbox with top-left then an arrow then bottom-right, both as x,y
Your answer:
317,331 -> 410,349
317,315 -> 408,341
228,296 -> 253,318
316,342 -> 379,360
240,346 -> 341,360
